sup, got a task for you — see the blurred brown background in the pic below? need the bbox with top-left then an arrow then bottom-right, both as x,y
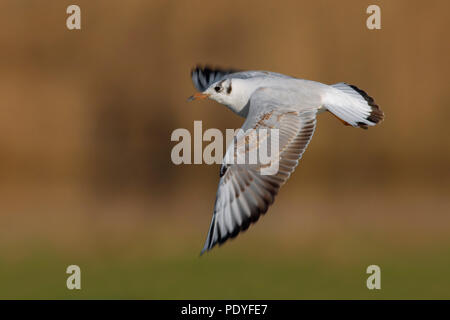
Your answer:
0,0 -> 449,298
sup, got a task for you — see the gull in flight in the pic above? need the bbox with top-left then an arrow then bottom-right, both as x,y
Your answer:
188,66 -> 384,255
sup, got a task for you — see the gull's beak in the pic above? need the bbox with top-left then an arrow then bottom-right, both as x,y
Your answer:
187,92 -> 209,102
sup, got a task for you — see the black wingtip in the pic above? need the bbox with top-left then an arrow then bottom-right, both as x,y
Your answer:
199,248 -> 207,257
190,65 -> 240,92
200,241 -> 210,256
191,65 -> 238,75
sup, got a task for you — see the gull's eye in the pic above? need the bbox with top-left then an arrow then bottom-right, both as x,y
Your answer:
214,86 -> 221,93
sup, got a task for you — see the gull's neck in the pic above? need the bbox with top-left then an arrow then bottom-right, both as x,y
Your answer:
225,79 -> 260,117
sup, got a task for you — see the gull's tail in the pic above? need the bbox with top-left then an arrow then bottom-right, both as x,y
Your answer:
323,82 -> 384,129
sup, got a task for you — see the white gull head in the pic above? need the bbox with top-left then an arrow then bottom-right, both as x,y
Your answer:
191,78 -> 261,116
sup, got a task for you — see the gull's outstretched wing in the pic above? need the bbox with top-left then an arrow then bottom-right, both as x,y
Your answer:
201,87 -> 318,254
191,66 -> 239,92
